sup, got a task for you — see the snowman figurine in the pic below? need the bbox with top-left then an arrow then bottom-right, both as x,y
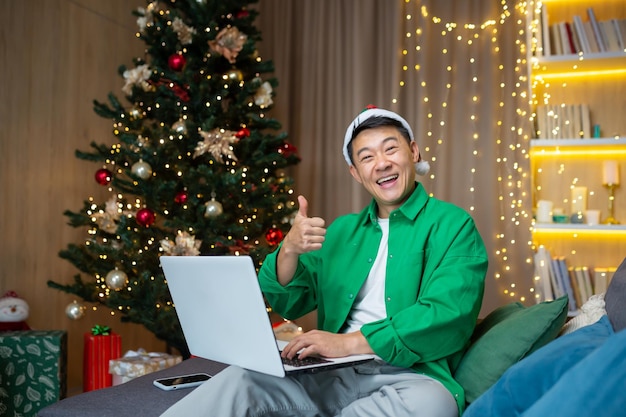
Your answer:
0,291 -> 31,331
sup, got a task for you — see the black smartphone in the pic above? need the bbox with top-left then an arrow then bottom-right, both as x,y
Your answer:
153,373 -> 212,391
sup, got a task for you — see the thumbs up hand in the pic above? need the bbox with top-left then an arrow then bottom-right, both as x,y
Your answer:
283,195 -> 326,255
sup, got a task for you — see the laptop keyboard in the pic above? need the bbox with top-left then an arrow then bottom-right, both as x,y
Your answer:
281,355 -> 331,367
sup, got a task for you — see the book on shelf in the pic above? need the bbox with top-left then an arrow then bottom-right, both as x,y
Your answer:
619,19 -> 626,49
535,104 -> 590,139
567,266 -> 582,309
584,19 -> 601,53
602,20 -> 623,52
592,267 -> 616,295
540,3 -> 551,56
556,257 -> 577,312
574,266 -> 594,305
533,246 -> 555,302
611,19 -> 625,51
533,247 -> 615,312
573,15 -> 591,54
559,22 -> 576,55
587,7 -> 607,53
534,5 -> 626,57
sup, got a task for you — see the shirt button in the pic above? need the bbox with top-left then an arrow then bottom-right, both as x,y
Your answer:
368,258 -> 373,263
349,294 -> 354,299
386,297 -> 391,301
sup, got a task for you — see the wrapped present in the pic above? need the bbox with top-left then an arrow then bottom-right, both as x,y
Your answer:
109,349 -> 182,385
0,330 -> 67,417
83,325 -> 122,392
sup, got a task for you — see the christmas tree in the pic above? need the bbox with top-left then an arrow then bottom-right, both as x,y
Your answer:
48,0 -> 300,357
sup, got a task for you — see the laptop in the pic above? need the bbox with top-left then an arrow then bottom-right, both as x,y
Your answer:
160,255 -> 376,377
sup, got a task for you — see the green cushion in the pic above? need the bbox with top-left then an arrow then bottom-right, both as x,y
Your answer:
454,295 -> 569,404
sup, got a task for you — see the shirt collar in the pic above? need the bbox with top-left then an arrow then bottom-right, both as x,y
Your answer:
364,182 -> 429,224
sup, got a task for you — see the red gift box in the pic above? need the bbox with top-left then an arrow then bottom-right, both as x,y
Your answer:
83,331 -> 122,391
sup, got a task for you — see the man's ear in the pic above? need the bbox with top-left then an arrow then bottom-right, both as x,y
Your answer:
410,141 -> 420,163
349,165 -> 363,184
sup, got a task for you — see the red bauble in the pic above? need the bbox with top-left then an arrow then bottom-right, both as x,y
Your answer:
136,208 -> 156,227
265,227 -> 284,246
235,10 -> 250,19
235,128 -> 250,139
95,168 -> 113,186
278,142 -> 298,158
168,54 -> 186,71
174,190 -> 188,204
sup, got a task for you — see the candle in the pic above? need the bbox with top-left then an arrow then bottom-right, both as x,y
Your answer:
571,186 -> 587,214
603,160 -> 620,185
536,200 -> 553,223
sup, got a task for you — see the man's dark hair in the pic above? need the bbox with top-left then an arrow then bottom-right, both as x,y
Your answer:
346,116 -> 412,164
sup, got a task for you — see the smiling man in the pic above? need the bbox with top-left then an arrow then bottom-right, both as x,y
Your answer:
161,108 -> 488,417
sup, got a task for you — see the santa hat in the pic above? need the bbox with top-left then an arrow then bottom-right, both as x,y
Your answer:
343,106 -> 430,176
1,291 -> 21,300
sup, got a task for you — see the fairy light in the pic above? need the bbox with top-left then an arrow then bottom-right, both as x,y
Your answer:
396,0 -> 534,304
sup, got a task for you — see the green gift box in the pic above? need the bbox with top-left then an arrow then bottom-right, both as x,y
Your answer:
0,330 -> 67,416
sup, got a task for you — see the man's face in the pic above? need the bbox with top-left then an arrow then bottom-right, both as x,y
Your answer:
348,126 -> 420,218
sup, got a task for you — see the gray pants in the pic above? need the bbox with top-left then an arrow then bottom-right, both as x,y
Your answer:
160,360 -> 458,417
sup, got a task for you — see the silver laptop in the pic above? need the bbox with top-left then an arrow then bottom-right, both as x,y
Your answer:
160,255 -> 376,377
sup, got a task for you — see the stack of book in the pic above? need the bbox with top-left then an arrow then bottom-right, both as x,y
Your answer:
533,246 -> 616,314
534,5 -> 626,57
535,103 -> 591,139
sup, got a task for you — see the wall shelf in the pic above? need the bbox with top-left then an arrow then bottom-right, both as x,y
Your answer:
532,53 -> 626,76
530,138 -> 626,147
533,223 -> 626,232
529,0 -> 626,310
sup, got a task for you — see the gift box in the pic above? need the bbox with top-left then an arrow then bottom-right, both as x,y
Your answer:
0,330 -> 67,417
109,349 -> 182,385
83,329 -> 122,392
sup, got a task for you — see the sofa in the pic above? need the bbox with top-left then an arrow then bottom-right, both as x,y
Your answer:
38,259 -> 626,416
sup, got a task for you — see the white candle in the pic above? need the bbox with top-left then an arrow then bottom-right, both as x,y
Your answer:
571,186 -> 587,214
602,160 -> 620,185
536,200 -> 553,223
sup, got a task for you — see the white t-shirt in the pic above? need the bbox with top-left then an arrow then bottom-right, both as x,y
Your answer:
342,218 -> 388,334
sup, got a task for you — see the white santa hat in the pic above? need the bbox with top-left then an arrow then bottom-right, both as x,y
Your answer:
343,107 -> 430,176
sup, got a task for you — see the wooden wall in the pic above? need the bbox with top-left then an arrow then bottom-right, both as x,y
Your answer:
0,0 -> 165,394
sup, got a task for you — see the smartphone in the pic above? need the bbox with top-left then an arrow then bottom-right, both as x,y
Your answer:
153,373 -> 211,391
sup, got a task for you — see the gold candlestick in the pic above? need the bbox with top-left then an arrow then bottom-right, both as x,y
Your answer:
603,183 -> 620,225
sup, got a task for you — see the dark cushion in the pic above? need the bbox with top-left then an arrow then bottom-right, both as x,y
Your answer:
454,295 -> 569,404
605,257 -> 626,332
462,315 -> 614,416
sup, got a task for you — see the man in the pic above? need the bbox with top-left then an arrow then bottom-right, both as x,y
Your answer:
161,108 -> 488,417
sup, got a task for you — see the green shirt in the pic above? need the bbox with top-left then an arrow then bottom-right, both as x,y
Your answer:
259,182 -> 488,413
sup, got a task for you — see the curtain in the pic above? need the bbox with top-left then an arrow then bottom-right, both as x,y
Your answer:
256,0 -> 534,316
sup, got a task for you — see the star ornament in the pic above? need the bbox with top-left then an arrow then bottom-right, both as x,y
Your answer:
193,128 -> 239,163
160,231 -> 202,256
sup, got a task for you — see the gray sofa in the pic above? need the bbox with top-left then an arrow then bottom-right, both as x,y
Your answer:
38,358 -> 227,416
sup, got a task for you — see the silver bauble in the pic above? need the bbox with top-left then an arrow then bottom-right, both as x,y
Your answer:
172,119 -> 188,135
204,198 -> 224,218
131,160 -> 153,179
65,301 -> 86,320
106,269 -> 129,291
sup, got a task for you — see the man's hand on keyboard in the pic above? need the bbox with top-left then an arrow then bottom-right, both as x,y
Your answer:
280,330 -> 374,360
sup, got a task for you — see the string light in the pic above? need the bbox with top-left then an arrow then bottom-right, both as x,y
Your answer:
396,0 -> 533,304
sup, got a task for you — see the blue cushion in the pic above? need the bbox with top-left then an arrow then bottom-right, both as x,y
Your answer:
463,315 -> 614,417
523,323 -> 626,417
